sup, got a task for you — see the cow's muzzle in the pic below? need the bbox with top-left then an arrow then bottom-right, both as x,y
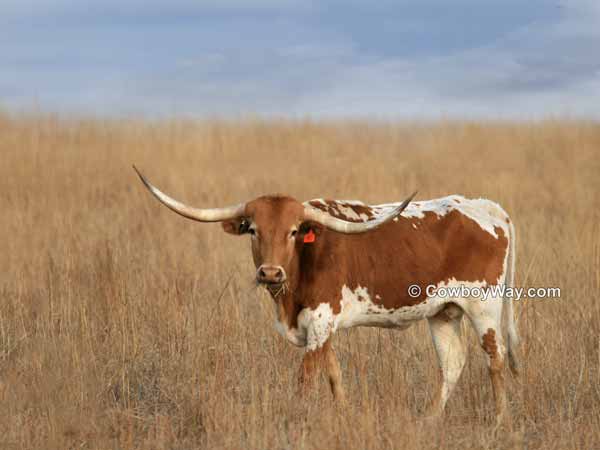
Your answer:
256,264 -> 286,285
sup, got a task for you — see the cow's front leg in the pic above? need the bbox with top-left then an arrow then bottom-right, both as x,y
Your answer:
324,341 -> 346,402
297,312 -> 345,401
298,342 -> 325,393
298,339 -> 346,401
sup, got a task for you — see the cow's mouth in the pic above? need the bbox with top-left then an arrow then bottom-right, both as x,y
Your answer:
261,281 -> 287,297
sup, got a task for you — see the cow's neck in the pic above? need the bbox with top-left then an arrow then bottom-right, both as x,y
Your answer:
268,285 -> 302,329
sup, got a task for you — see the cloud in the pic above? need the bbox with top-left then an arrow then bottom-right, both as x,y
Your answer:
290,1 -> 600,118
1,0 -> 599,119
1,0 -> 313,21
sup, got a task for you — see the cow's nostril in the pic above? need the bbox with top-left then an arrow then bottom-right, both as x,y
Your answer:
275,268 -> 283,280
258,268 -> 267,279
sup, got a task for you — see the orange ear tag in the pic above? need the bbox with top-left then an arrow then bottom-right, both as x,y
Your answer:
303,229 -> 316,243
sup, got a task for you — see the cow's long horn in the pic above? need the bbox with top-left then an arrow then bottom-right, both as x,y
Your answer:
133,166 -> 246,222
303,191 -> 417,234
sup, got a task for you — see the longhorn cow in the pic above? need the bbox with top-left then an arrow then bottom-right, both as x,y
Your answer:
134,166 -> 519,422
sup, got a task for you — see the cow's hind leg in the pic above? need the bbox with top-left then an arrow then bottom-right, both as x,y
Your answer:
426,304 -> 466,417
463,299 -> 508,424
298,340 -> 346,401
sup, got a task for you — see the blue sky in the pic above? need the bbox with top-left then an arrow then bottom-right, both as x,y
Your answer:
1,0 -> 600,119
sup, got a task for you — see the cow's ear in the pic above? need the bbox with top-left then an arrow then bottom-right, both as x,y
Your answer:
222,218 -> 250,235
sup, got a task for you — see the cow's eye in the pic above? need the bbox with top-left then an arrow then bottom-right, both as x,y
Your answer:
239,219 -> 250,234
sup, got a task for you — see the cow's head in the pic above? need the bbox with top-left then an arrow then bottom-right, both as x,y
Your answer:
134,166 -> 415,295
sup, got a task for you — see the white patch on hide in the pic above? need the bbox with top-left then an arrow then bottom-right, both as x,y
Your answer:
334,285 -> 444,331
305,303 -> 335,351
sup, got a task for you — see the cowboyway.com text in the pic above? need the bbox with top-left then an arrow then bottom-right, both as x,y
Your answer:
406,283 -> 561,301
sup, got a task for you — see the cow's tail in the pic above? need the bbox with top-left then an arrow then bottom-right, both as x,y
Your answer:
504,219 -> 520,376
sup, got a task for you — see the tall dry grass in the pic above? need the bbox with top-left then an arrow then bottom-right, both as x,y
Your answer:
0,112 -> 599,449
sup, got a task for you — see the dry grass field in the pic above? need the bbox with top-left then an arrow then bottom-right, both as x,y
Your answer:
0,113 -> 599,449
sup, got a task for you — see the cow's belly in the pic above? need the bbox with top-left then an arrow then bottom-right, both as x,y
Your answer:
334,295 -> 446,330
273,301 -> 434,349
274,282 -> 489,348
